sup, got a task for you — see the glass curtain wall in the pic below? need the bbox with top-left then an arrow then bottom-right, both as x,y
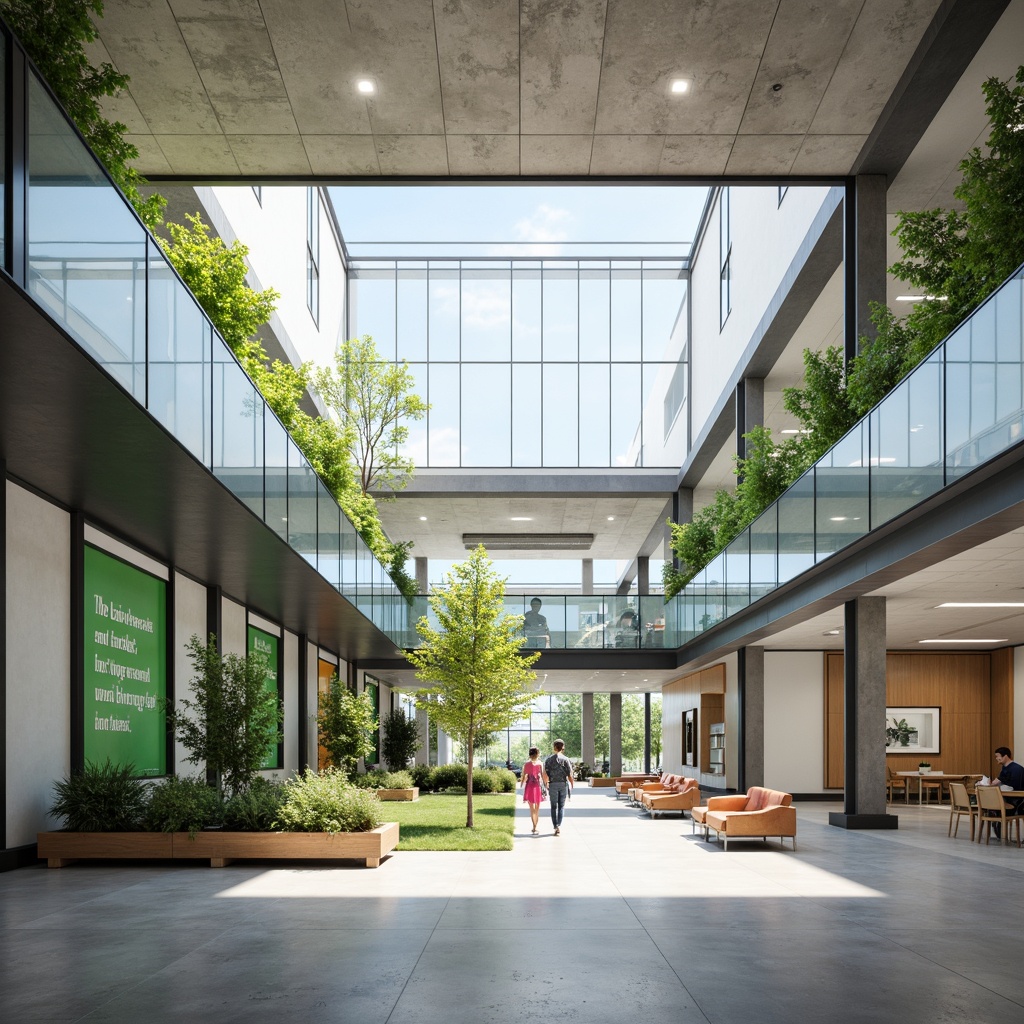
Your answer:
348,260 -> 688,468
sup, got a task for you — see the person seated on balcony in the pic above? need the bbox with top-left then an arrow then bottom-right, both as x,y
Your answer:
523,598 -> 550,648
614,608 -> 641,647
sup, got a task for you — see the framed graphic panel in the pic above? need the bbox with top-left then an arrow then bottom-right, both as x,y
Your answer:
885,706 -> 940,755
684,708 -> 697,767
248,623 -> 283,769
83,544 -> 167,776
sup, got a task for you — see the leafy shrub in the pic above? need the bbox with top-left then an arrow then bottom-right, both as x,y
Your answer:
492,769 -> 517,793
223,777 -> 285,831
349,770 -> 382,789
378,770 -> 415,789
50,759 -> 149,832
145,775 -> 224,836
381,708 -> 421,770
409,763 -> 433,792
274,768 -> 382,834
573,762 -> 593,782
430,763 -> 468,791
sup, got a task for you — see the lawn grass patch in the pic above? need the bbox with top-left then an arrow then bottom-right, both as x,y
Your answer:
386,792 -> 516,851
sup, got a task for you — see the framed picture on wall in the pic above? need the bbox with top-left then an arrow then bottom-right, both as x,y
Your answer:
885,706 -> 940,755
684,708 -> 697,767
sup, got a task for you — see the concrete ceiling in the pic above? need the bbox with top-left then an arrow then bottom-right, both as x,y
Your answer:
86,0 -> 956,180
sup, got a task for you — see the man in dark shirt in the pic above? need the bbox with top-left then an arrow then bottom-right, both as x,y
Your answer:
544,739 -> 573,836
988,746 -> 1024,838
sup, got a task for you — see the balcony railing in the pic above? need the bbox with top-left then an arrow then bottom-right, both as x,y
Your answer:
665,260 -> 1024,643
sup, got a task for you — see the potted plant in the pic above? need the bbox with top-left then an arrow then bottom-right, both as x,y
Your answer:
918,761 -> 932,774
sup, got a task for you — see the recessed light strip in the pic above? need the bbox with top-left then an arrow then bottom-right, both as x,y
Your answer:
918,638 -> 1008,644
936,602 -> 1024,608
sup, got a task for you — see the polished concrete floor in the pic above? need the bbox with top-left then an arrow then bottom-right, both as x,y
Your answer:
1,787 -> 1021,1023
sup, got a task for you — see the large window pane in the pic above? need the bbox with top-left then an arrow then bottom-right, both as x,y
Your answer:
264,411 -> 289,541
396,265 -> 428,361
317,480 -> 340,587
429,266 -> 460,360
610,265 -> 641,361
512,363 -> 542,467
611,363 -> 641,467
543,364 -> 578,466
642,266 -> 686,361
543,267 -> 578,361
461,266 -> 511,361
349,266 -> 395,359
428,363 -> 460,466
213,350 -> 263,519
288,442 -> 318,569
579,266 -> 610,361
815,420 -> 868,560
750,504 -> 778,601
579,364 -> 610,466
147,242 -> 211,465
28,74 -> 146,399
399,362 -> 428,468
512,265 -> 541,361
777,470 -> 815,583
462,364 -> 511,466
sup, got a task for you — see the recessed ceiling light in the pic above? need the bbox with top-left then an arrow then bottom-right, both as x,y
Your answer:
356,78 -> 376,95
937,602 -> 1024,608
823,629 -> 841,636
510,517 -> 533,521
919,638 -> 1008,644
418,516 -> 428,521
670,78 -> 691,94
830,516 -> 848,522
607,516 -> 615,521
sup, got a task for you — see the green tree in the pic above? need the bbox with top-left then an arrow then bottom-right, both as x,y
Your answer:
405,546 -> 541,826
314,335 -> 429,496
381,708 -> 420,771
161,213 -> 279,368
316,677 -> 378,775
0,0 -> 165,231
165,634 -> 282,800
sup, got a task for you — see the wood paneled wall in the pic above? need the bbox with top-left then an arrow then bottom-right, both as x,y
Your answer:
823,652 -> 1011,788
663,664 -> 726,784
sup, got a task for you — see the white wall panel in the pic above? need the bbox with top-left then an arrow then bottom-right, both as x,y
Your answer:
764,651 -> 828,794
173,572 -> 207,777
5,483 -> 71,846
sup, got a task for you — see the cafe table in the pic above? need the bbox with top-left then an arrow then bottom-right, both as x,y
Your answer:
895,771 -> 977,805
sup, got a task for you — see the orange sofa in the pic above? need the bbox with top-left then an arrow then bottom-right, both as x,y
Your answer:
614,774 -> 660,798
693,787 -> 796,850
640,775 -> 701,818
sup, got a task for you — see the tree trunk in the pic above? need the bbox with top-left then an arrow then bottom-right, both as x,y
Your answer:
465,733 -> 475,828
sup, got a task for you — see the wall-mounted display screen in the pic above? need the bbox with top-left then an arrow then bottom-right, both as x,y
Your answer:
83,544 -> 167,775
248,624 -> 281,769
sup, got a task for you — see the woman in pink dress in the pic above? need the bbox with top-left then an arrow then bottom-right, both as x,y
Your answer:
520,747 -> 549,834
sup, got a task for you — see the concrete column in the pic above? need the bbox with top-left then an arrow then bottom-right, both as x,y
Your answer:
637,556 -> 649,595
415,557 -> 428,593
738,646 -> 764,791
582,692 -> 595,769
436,727 -> 452,766
830,596 -> 897,830
582,559 -> 593,594
415,703 -> 430,767
845,175 -> 887,361
735,377 -> 764,463
609,692 -> 623,776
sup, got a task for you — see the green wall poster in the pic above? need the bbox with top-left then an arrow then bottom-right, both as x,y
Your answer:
83,544 -> 167,776
248,625 -> 281,769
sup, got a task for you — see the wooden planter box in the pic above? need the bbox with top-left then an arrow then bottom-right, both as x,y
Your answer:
589,777 -> 616,787
38,822 -> 399,869
376,787 -> 419,801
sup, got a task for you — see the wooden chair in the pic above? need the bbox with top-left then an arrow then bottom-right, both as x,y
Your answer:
948,782 -> 977,841
886,766 -> 906,804
920,771 -> 943,805
976,786 -> 1022,847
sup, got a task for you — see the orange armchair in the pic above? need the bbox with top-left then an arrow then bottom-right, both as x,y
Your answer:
700,787 -> 797,850
640,776 -> 701,818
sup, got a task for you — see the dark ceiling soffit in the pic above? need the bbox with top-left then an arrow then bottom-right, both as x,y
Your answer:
398,471 -> 678,497
852,0 -> 1012,178
361,649 -> 679,674
0,276 -> 401,663
678,188 -> 844,490
675,440 -> 1024,671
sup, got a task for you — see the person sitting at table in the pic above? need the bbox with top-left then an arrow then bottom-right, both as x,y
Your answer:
982,746 -> 1024,838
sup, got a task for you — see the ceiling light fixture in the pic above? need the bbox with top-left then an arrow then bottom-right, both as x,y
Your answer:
670,78 -> 691,94
510,517 -> 533,521
356,78 -> 376,95
461,533 -> 594,550
919,638 -> 1008,644
418,516 -> 428,521
607,516 -> 615,521
937,602 -> 1024,608
822,629 -> 841,636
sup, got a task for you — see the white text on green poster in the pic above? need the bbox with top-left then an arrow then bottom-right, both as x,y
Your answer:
248,625 -> 280,769
84,545 -> 167,775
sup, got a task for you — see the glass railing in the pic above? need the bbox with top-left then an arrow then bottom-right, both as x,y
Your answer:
2,24 -> 407,635
666,261 -> 1024,643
